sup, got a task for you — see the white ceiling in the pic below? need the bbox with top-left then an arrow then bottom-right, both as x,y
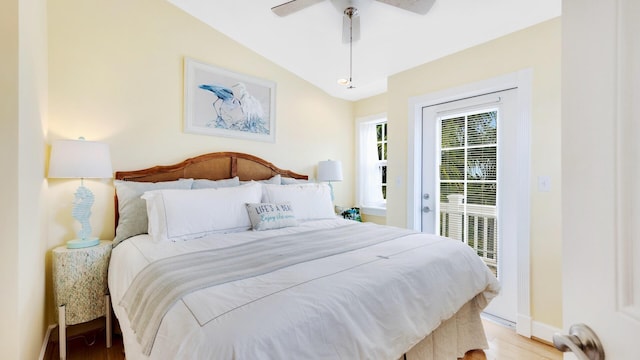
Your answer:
168,0 -> 561,101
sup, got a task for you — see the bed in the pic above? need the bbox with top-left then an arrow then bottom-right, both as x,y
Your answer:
108,151 -> 500,359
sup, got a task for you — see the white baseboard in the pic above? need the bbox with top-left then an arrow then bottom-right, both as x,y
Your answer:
513,314 -> 560,344
39,324 -> 57,360
516,314 -> 532,338
531,320 -> 561,344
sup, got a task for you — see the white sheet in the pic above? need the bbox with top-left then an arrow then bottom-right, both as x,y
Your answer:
109,219 -> 500,359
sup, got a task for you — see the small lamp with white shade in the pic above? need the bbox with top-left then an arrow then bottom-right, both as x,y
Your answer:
48,137 -> 113,249
317,159 -> 343,201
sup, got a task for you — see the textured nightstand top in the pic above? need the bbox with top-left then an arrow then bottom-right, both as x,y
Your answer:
52,240 -> 112,325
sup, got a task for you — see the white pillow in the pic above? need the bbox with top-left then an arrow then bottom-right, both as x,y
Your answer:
262,183 -> 335,220
246,202 -> 298,231
280,177 -> 308,185
142,182 -> 262,242
113,178 -> 194,246
191,176 -> 240,189
241,174 -> 281,185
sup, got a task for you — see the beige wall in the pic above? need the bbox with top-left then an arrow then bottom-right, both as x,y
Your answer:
19,0 -> 49,357
46,0 -> 355,321
1,0 -> 49,358
0,0 -> 21,357
355,19 -> 562,328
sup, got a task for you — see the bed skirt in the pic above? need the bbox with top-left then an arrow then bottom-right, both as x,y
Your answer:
401,298 -> 488,360
116,296 -> 487,360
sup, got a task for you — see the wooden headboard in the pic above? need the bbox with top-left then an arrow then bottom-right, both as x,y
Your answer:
115,152 -> 308,182
114,152 -> 308,224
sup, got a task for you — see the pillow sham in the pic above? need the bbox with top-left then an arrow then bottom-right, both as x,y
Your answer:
240,174 -> 281,185
245,202 -> 298,231
191,176 -> 240,189
261,183 -> 335,220
280,177 -> 309,185
113,178 -> 194,246
142,182 -> 262,242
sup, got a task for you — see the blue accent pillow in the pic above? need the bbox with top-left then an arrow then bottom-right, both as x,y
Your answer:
245,202 -> 298,231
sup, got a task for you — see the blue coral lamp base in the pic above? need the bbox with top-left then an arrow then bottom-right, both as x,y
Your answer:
69,181 -> 99,249
67,238 -> 100,249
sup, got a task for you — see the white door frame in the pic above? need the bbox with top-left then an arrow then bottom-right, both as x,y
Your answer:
406,69 -> 533,337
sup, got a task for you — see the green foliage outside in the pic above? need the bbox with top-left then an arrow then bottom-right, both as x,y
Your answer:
439,111 -> 497,206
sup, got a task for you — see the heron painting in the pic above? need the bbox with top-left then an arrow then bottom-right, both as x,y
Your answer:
198,82 -> 267,133
184,58 -> 276,142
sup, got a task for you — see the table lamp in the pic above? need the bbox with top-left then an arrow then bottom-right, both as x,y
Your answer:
318,159 -> 343,201
48,137 -> 113,248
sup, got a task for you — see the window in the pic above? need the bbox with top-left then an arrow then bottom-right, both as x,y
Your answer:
439,109 -> 498,275
357,115 -> 387,216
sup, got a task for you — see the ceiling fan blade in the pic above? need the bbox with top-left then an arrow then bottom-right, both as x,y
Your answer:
342,10 -> 360,43
271,0 -> 326,16
376,0 -> 436,15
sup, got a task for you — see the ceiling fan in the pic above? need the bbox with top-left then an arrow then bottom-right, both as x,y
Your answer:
272,0 -> 436,42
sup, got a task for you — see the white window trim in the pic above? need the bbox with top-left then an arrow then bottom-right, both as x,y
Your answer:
356,113 -> 387,217
360,205 -> 386,217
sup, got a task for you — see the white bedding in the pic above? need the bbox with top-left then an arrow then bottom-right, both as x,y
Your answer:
109,219 -> 499,359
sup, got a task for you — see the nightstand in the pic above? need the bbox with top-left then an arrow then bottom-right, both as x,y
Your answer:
52,240 -> 113,359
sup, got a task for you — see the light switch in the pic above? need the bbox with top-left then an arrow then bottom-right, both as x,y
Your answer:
538,176 -> 551,192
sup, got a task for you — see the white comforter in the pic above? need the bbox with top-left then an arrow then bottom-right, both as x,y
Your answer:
109,219 -> 499,360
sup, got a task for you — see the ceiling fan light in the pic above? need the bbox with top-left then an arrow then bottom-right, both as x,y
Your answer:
338,78 -> 350,86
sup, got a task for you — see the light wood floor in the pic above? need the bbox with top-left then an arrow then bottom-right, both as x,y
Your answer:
45,318 -> 562,359
479,319 -> 562,360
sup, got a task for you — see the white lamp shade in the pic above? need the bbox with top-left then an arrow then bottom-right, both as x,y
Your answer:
48,139 -> 113,179
318,160 -> 343,182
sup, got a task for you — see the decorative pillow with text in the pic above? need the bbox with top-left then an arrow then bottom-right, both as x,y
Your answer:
245,202 -> 298,231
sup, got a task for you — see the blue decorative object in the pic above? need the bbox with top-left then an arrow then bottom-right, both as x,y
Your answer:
341,207 -> 362,222
68,181 -> 100,248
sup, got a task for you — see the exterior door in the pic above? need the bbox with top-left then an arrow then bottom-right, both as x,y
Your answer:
422,89 -> 518,323
560,0 -> 639,358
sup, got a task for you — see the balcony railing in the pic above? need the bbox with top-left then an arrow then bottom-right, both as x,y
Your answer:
439,194 -> 497,276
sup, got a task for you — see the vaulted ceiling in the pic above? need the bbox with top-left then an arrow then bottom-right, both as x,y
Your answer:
169,0 -> 561,101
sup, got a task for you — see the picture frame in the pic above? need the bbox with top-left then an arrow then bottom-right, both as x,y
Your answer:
184,58 -> 276,142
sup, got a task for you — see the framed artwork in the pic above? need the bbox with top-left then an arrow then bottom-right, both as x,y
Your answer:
184,58 -> 276,142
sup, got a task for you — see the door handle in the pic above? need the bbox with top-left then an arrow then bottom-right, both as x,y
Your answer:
552,324 -> 604,360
